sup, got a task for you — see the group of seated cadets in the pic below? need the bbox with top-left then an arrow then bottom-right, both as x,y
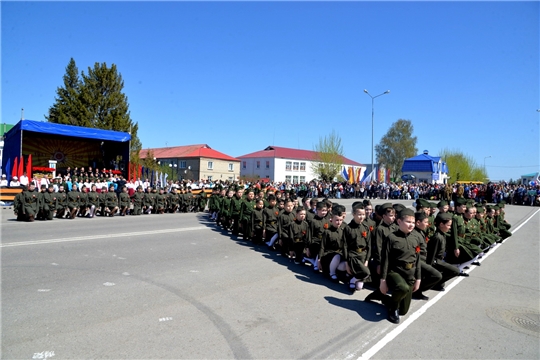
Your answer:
15,180 -> 513,325
364,198 -> 512,324
208,185 -> 513,325
12,182 -> 208,221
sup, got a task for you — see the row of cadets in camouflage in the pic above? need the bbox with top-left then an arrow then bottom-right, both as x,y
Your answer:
13,183 -> 209,221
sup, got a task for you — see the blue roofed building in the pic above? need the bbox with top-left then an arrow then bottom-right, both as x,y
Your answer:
401,150 -> 449,184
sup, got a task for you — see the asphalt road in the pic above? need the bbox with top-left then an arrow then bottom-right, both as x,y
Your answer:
1,199 -> 539,359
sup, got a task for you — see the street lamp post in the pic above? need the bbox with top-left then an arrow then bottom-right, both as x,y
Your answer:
364,89 -> 390,181
484,155 -> 491,170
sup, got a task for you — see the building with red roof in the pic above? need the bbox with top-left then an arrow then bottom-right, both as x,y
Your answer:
237,146 -> 366,183
140,144 -> 240,182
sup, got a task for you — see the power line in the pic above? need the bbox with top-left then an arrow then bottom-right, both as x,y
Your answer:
487,165 -> 539,168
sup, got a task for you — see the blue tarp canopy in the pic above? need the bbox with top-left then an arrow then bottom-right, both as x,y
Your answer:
10,119 -> 131,142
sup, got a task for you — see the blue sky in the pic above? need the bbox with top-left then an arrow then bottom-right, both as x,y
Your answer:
2,1 -> 539,182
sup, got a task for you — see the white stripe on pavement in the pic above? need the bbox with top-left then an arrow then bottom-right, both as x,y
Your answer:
0,226 -> 208,248
357,208 -> 540,360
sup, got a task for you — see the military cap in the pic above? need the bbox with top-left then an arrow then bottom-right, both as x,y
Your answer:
437,200 -> 448,207
399,208 -> 415,218
455,197 -> 467,206
492,205 -> 500,211
41,184 -> 47,189
137,185 -> 143,189
499,201 -> 506,207
429,202 -> 437,209
436,212 -> 453,222
393,203 -> 406,213
48,183 -> 54,188
352,201 -> 363,208
377,202 -> 394,216
416,199 -> 429,208
476,205 -> 485,213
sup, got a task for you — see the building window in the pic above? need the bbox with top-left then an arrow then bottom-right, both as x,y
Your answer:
228,163 -> 234,171
300,176 -> 305,183
256,161 -> 260,169
285,175 -> 292,182
228,176 -> 233,181
207,161 -> 213,170
265,161 -> 270,169
293,162 -> 299,171
293,176 -> 299,184
285,161 -> 292,171
242,161 -> 246,169
300,162 -> 306,171
179,161 -> 186,169
207,176 -> 212,181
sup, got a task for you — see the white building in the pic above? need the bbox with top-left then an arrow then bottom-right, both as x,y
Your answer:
238,145 -> 365,183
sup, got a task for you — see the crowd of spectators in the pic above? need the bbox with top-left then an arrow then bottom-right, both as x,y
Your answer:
3,165 -> 539,208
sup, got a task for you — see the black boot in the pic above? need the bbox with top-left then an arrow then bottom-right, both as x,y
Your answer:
387,308 -> 400,324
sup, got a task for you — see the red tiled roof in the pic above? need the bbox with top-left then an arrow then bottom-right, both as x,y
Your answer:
238,146 -> 363,166
140,144 -> 239,162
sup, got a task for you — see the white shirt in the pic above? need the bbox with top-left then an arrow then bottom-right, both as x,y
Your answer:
19,175 -> 29,185
9,180 -> 20,186
0,179 -> 8,186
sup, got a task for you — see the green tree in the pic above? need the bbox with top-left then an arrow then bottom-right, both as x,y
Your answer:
375,119 -> 418,179
46,59 -> 142,160
46,58 -> 88,126
440,148 -> 488,182
312,130 -> 344,181
141,149 -> 159,171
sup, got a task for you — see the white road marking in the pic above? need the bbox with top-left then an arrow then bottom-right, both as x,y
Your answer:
122,272 -> 130,276
189,270 -> 199,273
159,317 -> 173,322
103,282 -> 115,286
32,350 -> 55,359
357,208 -> 540,360
0,226 -> 207,248
37,289 -> 51,292
51,263 -> 58,266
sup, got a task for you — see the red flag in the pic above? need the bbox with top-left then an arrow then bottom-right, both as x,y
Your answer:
18,156 -> 23,178
138,165 -> 142,180
12,157 -> 18,179
27,154 -> 32,178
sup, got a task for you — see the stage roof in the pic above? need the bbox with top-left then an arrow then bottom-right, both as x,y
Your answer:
6,119 -> 131,142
